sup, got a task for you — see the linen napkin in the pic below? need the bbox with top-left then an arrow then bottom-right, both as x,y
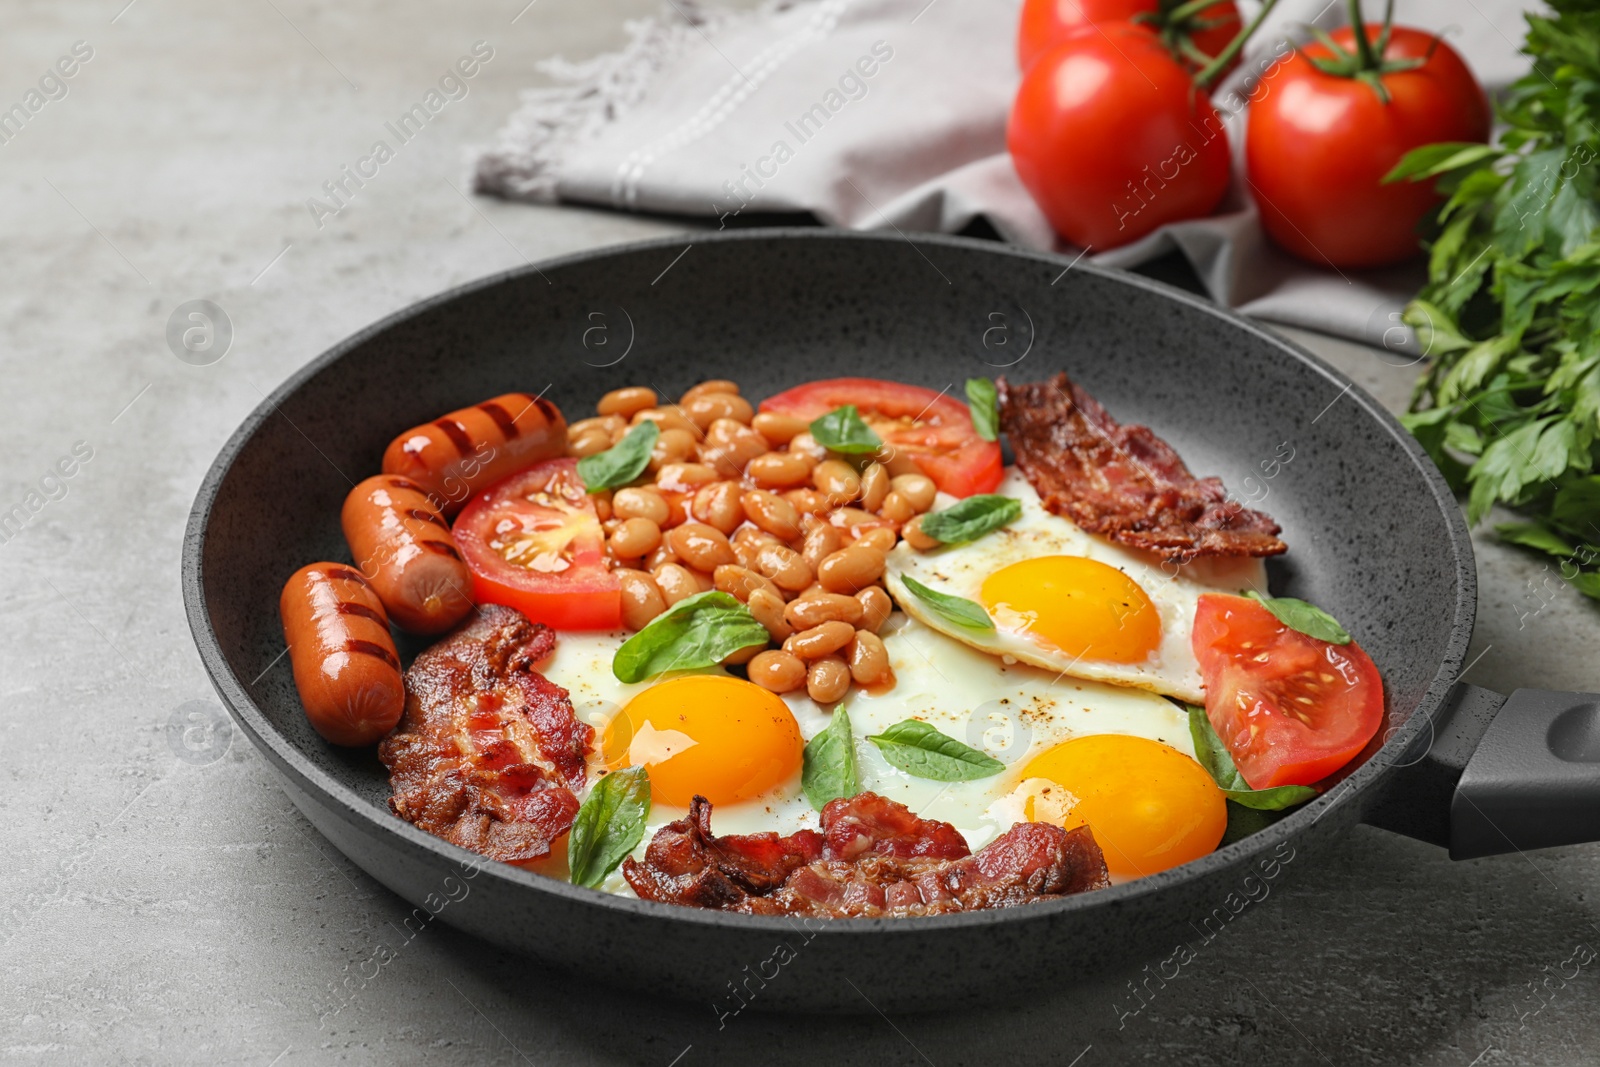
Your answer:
474,0 -> 1536,348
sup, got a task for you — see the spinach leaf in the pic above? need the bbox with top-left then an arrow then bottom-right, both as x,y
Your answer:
919,494 -> 1021,545
1187,704 -> 1317,811
809,405 -> 881,454
567,765 -> 652,887
867,719 -> 1005,781
965,377 -> 999,441
897,575 -> 994,630
1245,591 -> 1352,645
577,421 -> 658,492
802,705 -> 859,811
612,591 -> 769,683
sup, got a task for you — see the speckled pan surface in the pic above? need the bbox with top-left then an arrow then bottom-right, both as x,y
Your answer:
182,230 -> 1475,1013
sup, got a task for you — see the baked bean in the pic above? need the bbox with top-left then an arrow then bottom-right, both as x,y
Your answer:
714,564 -> 780,604
740,489 -> 801,540
667,522 -> 738,572
681,379 -> 740,403
751,411 -> 807,446
880,446 -> 922,478
616,569 -> 667,631
788,431 -> 827,461
784,620 -> 855,660
848,630 -> 890,686
659,490 -> 690,528
746,588 -> 793,642
691,481 -> 744,535
879,490 -> 917,524
748,649 -> 806,693
859,463 -> 889,512
854,526 -> 898,554
632,407 -> 699,436
701,419 -> 768,477
801,524 -> 843,571
645,542 -> 679,570
902,515 -> 940,551
571,414 -> 626,440
613,486 -> 670,525
722,644 -> 763,666
653,563 -> 707,606
602,517 -> 623,537
591,489 -> 613,522
830,507 -> 897,542
856,586 -> 893,633
648,427 -> 697,472
731,526 -> 780,568
812,459 -> 861,504
784,488 -> 832,516
746,450 -> 814,489
890,473 -> 937,513
656,462 -> 718,493
784,593 -> 863,630
568,427 -> 612,457
597,386 -> 657,420
818,544 -> 886,593
807,656 -> 851,704
609,517 -> 662,559
796,582 -> 830,600
753,543 -> 813,592
685,392 -> 754,430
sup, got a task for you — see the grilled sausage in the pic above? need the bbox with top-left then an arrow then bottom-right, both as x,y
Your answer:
342,475 -> 474,634
381,392 -> 567,515
280,563 -> 406,746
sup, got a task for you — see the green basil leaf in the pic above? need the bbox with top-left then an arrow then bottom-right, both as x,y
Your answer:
965,377 -> 999,441
919,494 -> 1021,545
867,719 -> 1005,781
567,765 -> 652,888
577,421 -> 659,493
802,705 -> 859,812
612,591 -> 769,683
809,405 -> 881,454
1245,591 -> 1352,645
1187,704 -> 1316,812
898,575 -> 994,630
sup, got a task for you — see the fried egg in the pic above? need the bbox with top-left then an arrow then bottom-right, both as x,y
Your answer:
539,611 -> 1225,889
883,468 -> 1267,704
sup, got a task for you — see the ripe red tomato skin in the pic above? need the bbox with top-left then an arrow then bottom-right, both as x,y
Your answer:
1192,594 -> 1385,790
1016,0 -> 1241,81
1009,26 -> 1233,250
1245,25 -> 1490,269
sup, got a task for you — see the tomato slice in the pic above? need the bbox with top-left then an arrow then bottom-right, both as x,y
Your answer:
760,378 -> 1003,497
1191,594 -> 1384,789
452,459 -> 621,631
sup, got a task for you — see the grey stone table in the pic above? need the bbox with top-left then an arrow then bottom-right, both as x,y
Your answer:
3,2 -> 1597,1064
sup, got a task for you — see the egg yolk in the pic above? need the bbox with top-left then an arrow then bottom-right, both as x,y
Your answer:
1021,734 -> 1226,879
602,675 -> 803,807
981,555 -> 1161,663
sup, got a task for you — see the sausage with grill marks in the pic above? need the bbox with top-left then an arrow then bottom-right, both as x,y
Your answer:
342,474 -> 474,634
381,392 -> 567,515
280,563 -> 406,746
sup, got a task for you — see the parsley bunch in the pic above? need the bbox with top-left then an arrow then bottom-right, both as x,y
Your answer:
1388,0 -> 1600,597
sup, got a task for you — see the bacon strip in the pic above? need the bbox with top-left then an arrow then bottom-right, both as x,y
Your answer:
379,604 -> 592,867
997,373 -> 1286,560
623,792 -> 1109,917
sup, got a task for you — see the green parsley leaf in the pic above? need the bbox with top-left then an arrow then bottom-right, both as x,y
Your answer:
802,706 -> 859,811
612,591 -> 769,683
1187,705 -> 1317,812
919,495 -> 1021,545
1244,591 -> 1352,645
897,575 -> 994,630
867,719 -> 1005,781
809,405 -> 882,454
567,765 -> 652,887
965,377 -> 999,441
577,421 -> 658,493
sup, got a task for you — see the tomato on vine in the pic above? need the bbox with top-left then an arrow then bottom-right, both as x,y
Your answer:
1017,0 -> 1244,82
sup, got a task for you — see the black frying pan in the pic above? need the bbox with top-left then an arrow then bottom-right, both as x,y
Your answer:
181,230 -> 1600,1013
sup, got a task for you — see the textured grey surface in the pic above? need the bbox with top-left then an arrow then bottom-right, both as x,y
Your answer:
3,1 -> 1599,1064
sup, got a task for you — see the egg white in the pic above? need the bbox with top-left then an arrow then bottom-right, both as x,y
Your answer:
540,614 -> 1197,893
883,469 -> 1268,704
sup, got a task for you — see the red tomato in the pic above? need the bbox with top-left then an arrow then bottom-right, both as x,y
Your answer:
1008,25 -> 1233,251
453,459 -> 621,631
759,378 -> 1002,498
1016,0 -> 1241,81
1245,25 -> 1490,268
1192,594 -> 1385,790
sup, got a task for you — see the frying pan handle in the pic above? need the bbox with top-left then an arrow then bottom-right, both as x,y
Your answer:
1365,685 -> 1600,859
